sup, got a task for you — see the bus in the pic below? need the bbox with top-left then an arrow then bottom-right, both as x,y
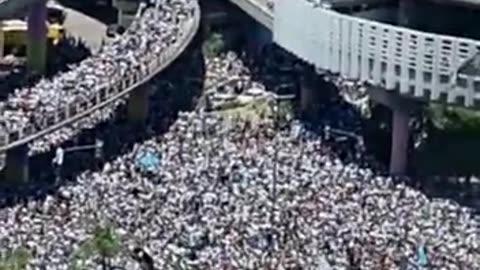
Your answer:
0,3 -> 66,57
0,20 -> 66,57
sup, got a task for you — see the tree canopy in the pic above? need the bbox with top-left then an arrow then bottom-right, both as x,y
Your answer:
70,224 -> 121,270
0,247 -> 31,270
202,32 -> 225,58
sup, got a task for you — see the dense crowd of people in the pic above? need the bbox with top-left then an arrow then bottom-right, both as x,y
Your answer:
0,42 -> 477,269
0,111 -> 478,269
0,35 -> 91,99
0,0 -> 197,155
0,0 -> 477,269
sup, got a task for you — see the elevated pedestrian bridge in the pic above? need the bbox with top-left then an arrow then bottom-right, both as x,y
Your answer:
0,1 -> 201,154
231,0 -> 480,108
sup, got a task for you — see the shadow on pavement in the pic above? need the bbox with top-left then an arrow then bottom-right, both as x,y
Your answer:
57,0 -> 118,24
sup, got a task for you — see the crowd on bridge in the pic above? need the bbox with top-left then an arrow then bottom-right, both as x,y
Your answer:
0,0 -> 197,155
0,43 -> 477,270
0,35 -> 92,99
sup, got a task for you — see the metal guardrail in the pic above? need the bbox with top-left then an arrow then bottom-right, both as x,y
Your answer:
0,2 -> 201,152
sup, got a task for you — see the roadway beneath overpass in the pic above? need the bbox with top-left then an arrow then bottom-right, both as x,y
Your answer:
229,0 -> 273,29
0,0 -> 50,73
0,0 -> 43,19
61,5 -> 107,53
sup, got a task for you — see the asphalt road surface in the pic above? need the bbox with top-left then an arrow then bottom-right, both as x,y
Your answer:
61,4 -> 107,53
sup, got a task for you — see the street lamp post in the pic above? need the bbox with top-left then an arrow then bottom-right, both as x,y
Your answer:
267,92 -> 295,268
270,93 -> 295,207
154,0 -> 160,20
200,110 -> 211,169
323,125 -> 365,160
52,139 -> 104,183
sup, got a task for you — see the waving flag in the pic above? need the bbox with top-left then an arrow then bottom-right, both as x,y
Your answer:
135,149 -> 161,172
416,244 -> 428,267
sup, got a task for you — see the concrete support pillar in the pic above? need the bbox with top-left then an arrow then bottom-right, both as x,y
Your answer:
246,20 -> 272,56
5,145 -> 29,185
300,77 -> 314,114
367,85 -> 415,176
0,29 -> 4,58
114,0 -> 139,28
27,0 -> 47,75
390,108 -> 410,175
201,17 -> 211,40
128,87 -> 149,124
118,9 -> 123,26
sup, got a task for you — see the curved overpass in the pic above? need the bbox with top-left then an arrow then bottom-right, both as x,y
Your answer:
231,0 -> 480,108
0,2 -> 201,153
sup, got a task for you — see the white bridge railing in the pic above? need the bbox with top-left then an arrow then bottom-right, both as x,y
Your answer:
222,0 -> 480,108
274,0 -> 480,107
0,2 -> 200,152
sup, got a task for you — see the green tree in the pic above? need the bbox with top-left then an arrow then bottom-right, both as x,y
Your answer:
0,247 -> 31,270
70,224 -> 121,270
202,32 -> 225,58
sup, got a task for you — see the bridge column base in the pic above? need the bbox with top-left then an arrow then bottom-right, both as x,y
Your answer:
127,87 -> 149,125
366,86 -> 417,175
27,0 -> 47,76
390,108 -> 410,175
113,0 -> 139,28
201,19 -> 211,39
300,77 -> 314,115
246,20 -> 272,56
0,30 -> 4,58
4,145 -> 29,185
